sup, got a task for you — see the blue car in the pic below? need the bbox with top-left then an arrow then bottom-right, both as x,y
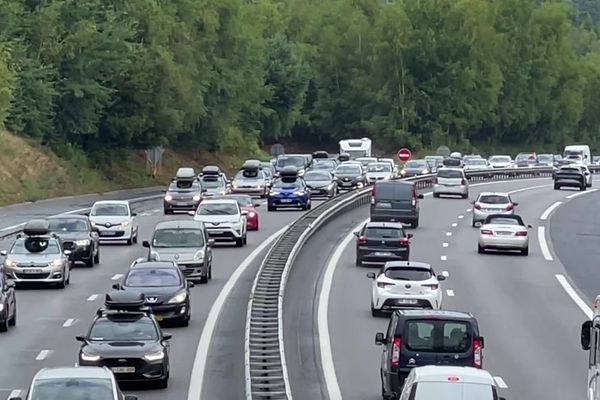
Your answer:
267,167 -> 311,211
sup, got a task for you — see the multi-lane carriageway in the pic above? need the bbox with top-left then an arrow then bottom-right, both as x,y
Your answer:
0,177 -> 598,400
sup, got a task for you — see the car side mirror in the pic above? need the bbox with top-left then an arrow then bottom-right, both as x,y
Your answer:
187,211 -> 195,216
142,241 -> 150,248
375,332 -> 386,345
124,395 -> 138,400
353,231 -> 359,237
131,212 -> 137,216
417,193 -> 424,199
527,224 -> 533,229
188,281 -> 195,288
0,250 -> 6,256
512,202 -> 519,206
437,275 -> 446,281
366,272 -> 376,279
407,233 -> 413,239
63,250 -> 72,256
581,320 -> 592,350
112,283 -> 120,290
91,226 -> 99,232
75,335 -> 86,342
208,239 -> 215,247
6,280 -> 15,288
163,332 -> 172,340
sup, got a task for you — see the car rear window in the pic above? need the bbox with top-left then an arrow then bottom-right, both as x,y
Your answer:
414,382 -> 495,400
478,195 -> 509,204
437,170 -> 463,179
385,267 -> 431,281
485,217 -> 520,225
365,227 -> 404,238
375,182 -> 412,199
405,320 -> 471,353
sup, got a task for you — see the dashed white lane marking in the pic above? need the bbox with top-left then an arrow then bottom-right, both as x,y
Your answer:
36,350 -> 50,361
451,223 -> 458,227
466,208 -> 472,212
446,290 -> 455,297
494,376 -> 508,389
537,227 -> 553,261
441,271 -> 450,277
8,390 -> 21,399
540,201 -> 562,220
458,215 -> 464,219
566,188 -> 598,199
440,255 -> 447,261
111,274 -> 123,280
442,242 -> 449,248
556,274 -> 593,319
446,232 -> 452,237
62,318 -> 76,328
509,184 -> 549,194
87,294 -> 99,301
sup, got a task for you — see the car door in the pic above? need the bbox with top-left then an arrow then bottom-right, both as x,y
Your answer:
382,314 -> 398,390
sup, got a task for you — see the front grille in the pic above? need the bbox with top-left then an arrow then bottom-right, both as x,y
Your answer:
62,241 -> 75,250
15,272 -> 51,279
99,231 -> 125,237
102,357 -> 147,369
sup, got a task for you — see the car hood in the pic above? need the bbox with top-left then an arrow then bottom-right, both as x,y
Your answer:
6,253 -> 61,263
194,215 -> 240,224
305,179 -> 332,188
83,341 -> 162,358
489,162 -> 511,167
89,216 -> 130,226
49,231 -> 91,241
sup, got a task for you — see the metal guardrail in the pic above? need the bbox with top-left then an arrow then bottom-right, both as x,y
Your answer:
243,165 -> 561,400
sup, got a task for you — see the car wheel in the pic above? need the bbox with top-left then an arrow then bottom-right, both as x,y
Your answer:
164,209 -> 172,215
85,257 -> 94,268
478,244 -> 485,254
66,268 -> 70,285
93,249 -> 100,264
156,375 -> 169,389
371,306 -> 382,318
8,303 -> 16,326
554,184 -> 560,190
208,265 -> 212,280
235,238 -> 244,247
433,193 -> 440,198
126,238 -> 133,245
581,184 -> 586,191
0,315 -> 8,332
307,200 -> 312,210
462,193 -> 468,199
472,220 -> 478,227
411,219 -> 419,229
268,204 -> 276,211
355,257 -> 362,267
521,247 -> 529,256
133,232 -> 138,244
57,276 -> 66,289
243,234 -> 247,245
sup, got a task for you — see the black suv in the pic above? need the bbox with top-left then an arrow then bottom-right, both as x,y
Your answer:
375,310 -> 484,398
76,291 -> 171,388
354,222 -> 412,266
47,215 -> 100,267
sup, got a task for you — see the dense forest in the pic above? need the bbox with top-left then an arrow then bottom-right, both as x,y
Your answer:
1,0 -> 600,158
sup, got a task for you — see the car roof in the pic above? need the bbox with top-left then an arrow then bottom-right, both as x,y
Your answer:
365,222 -> 405,229
412,366 -> 495,385
92,200 -> 129,206
397,309 -> 475,319
47,214 -> 88,220
34,366 -> 113,380
154,220 -> 204,230
200,199 -> 238,205
384,261 -> 431,270
131,261 -> 178,269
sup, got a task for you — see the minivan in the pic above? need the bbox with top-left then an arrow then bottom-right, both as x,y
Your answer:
370,181 -> 423,228
376,310 -> 484,398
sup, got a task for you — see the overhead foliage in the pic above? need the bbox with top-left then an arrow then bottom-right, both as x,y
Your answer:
1,0 -> 600,157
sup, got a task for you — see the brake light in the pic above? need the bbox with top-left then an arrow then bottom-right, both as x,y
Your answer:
422,283 -> 439,290
448,375 -> 460,382
473,338 -> 483,368
474,202 -> 481,210
358,236 -> 368,244
481,229 -> 493,235
506,203 -> 514,211
515,231 -> 527,236
391,337 -> 401,368
370,185 -> 376,205
377,282 -> 395,289
399,238 -> 410,247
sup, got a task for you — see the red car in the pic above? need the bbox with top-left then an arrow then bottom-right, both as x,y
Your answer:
221,194 -> 260,230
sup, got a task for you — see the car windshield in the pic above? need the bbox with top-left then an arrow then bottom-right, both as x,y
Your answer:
560,167 -> 581,173
335,166 -> 361,174
272,178 -> 301,189
235,170 -> 263,180
200,177 -> 224,188
437,170 -> 463,179
305,171 -> 331,181
489,156 -> 510,163
384,267 -> 431,281
197,203 -> 238,215
365,227 -> 403,238
405,160 -> 427,168
226,195 -> 253,207
466,159 -> 487,165
276,156 -> 305,168
11,238 -> 60,255
152,228 -> 204,247
516,153 -> 535,161
30,378 -> 114,400
89,318 -> 158,341
312,161 -> 336,170
414,382 -> 494,400
405,320 -> 471,353
90,204 -> 129,216
537,155 -> 553,162
367,164 -> 391,172
125,268 -> 181,287
169,180 -> 200,191
478,195 -> 509,204
486,217 -> 522,226
48,219 -> 88,232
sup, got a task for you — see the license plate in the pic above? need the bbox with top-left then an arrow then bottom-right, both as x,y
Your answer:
497,231 -> 512,236
111,367 -> 135,373
374,252 -> 393,257
176,202 -> 190,206
376,202 -> 392,208
396,299 -> 418,304
280,199 -> 292,203
155,315 -> 164,322
23,268 -> 43,273
101,231 -> 116,236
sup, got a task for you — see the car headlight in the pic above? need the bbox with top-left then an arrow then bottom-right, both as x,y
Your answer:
248,212 -> 256,218
168,292 -> 187,304
193,250 -> 204,261
383,176 -> 390,180
50,258 -> 63,267
150,251 -> 160,261
269,191 -> 280,196
90,221 -> 97,227
400,170 -> 406,175
192,194 -> 201,202
121,220 -> 130,228
80,352 -> 101,362
0,303 -> 4,312
4,259 -> 16,268
233,183 -> 239,189
164,194 -> 173,201
421,169 -> 429,174
293,191 -> 306,196
75,239 -> 91,246
219,191 -> 227,195
143,351 -> 165,361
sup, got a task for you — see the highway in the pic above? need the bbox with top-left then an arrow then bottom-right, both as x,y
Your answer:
285,177 -> 597,400
0,195 -> 322,400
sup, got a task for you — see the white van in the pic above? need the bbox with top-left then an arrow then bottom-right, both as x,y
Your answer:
399,366 -> 505,400
564,145 -> 591,165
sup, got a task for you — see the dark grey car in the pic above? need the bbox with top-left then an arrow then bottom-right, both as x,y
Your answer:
333,164 -> 368,190
304,170 -> 337,197
47,215 -> 100,267
163,179 -> 203,214
370,181 -> 423,228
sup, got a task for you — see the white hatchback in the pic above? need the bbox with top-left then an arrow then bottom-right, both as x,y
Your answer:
367,261 -> 446,317
191,199 -> 247,247
89,201 -> 138,245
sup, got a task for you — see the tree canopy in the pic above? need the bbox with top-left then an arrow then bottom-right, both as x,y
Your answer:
1,0 -> 600,157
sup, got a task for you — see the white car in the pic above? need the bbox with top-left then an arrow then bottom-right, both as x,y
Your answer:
378,158 -> 399,177
463,158 -> 492,172
574,164 -> 593,187
488,155 -> 513,169
190,199 -> 247,247
366,162 -> 394,182
478,214 -> 531,255
471,192 -> 516,227
433,168 -> 468,198
399,366 -> 504,400
366,261 -> 446,317
88,201 -> 138,245
355,157 -> 378,168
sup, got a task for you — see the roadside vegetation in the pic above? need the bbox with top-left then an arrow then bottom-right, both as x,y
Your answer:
0,0 -> 599,204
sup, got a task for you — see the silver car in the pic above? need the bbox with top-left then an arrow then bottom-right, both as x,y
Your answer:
433,168 -> 468,198
478,214 -> 531,255
463,158 -> 492,172
11,366 -> 137,400
191,199 -> 248,247
143,220 -> 214,283
471,192 -> 517,227
366,162 -> 394,182
230,169 -> 269,198
2,232 -> 71,288
88,201 -> 138,245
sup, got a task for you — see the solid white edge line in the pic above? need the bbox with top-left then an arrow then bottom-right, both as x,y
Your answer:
87,294 -> 98,301
566,188 -> 598,199
493,376 -> 508,389
318,219 -> 369,400
556,274 -> 593,319
62,318 -> 75,328
508,183 -> 549,194
537,227 -> 553,261
540,201 -> 562,220
7,390 -> 21,400
187,225 -> 289,400
446,290 -> 455,297
35,350 -> 50,361
111,274 -> 122,280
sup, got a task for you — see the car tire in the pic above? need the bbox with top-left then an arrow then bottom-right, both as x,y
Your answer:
164,209 -> 172,215
85,257 -> 94,268
472,220 -> 478,227
554,184 -> 560,190
521,247 -> 529,256
355,257 -> 362,267
478,244 -> 485,254
200,274 -> 208,284
133,232 -> 138,244
433,193 -> 440,198
462,193 -> 468,199
268,204 -> 276,212
208,265 -> 212,280
57,277 -> 66,289
93,249 -> 100,265
0,316 -> 7,332
156,376 -> 169,389
307,200 -> 312,210
411,219 -> 419,229
235,238 -> 244,247
243,234 -> 247,245
8,304 -> 16,327
126,238 -> 133,245
371,306 -> 382,318
580,184 -> 586,191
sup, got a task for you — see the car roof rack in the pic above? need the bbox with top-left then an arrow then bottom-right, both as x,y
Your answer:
102,291 -> 147,312
200,165 -> 221,175
23,219 -> 52,237
337,153 -> 350,162
175,167 -> 197,181
241,159 -> 262,171
279,166 -> 299,182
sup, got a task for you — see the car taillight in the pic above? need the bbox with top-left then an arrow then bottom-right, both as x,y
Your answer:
506,203 -> 514,211
473,338 -> 483,368
358,236 -> 368,244
399,238 -> 410,247
515,231 -> 527,236
391,337 -> 401,368
377,282 -> 395,289
474,202 -> 481,210
481,229 -> 493,235
422,283 -> 439,290
370,185 -> 376,205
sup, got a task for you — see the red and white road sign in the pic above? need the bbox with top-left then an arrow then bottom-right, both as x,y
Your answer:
397,148 -> 412,162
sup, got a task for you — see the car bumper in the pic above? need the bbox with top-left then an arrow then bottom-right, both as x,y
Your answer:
148,303 -> 189,322
80,359 -> 168,383
164,200 -> 200,211
206,227 -> 243,240
472,209 -> 512,222
5,267 -> 65,283
479,236 -> 528,250
555,179 -> 583,187
62,243 -> 94,261
337,182 -> 363,190
357,248 -> 409,264
433,184 -> 468,195
373,291 -> 440,311
268,197 -> 309,207
176,262 -> 206,279
95,226 -> 134,241
309,187 -> 333,197
231,187 -> 266,196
